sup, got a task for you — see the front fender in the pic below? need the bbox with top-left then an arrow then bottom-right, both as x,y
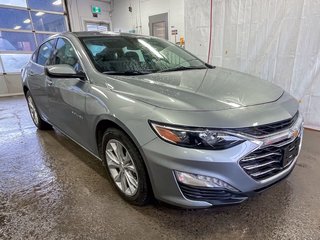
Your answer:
85,85 -> 158,156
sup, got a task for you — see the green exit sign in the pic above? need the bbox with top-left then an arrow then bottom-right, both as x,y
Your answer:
91,6 -> 101,14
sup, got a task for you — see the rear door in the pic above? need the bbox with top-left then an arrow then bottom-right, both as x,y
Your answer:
27,39 -> 56,120
47,37 -> 90,146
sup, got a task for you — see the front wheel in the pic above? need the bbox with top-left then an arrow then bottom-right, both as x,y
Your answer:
102,128 -> 152,206
26,91 -> 52,130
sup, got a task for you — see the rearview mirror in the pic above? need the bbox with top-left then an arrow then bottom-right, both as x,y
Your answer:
45,64 -> 86,80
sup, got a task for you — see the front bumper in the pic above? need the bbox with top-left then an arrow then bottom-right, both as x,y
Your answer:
142,114 -> 304,208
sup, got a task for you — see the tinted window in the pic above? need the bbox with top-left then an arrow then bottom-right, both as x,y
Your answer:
37,40 -> 55,66
53,38 -> 82,72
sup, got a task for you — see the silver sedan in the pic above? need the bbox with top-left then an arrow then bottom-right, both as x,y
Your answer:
21,32 -> 303,208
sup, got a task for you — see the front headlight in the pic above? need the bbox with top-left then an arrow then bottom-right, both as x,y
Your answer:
149,121 -> 245,150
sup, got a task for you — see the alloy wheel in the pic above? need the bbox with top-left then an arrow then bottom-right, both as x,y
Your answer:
27,96 -> 39,125
105,139 -> 139,196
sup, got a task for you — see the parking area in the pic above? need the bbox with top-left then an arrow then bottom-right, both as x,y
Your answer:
0,96 -> 319,239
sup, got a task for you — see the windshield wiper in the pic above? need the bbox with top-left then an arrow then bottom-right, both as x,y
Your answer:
103,70 -> 154,75
158,66 -> 207,73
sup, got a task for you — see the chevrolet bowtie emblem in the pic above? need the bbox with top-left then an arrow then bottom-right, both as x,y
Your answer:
291,129 -> 299,138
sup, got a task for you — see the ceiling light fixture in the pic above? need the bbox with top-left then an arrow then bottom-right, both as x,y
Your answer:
23,19 -> 31,24
52,0 -> 62,5
14,26 -> 21,30
35,11 -> 45,16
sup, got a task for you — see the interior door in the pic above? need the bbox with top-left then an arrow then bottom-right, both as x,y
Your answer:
151,22 -> 166,39
149,13 -> 168,40
47,37 -> 89,146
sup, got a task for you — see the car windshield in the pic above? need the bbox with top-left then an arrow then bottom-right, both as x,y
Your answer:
80,35 -> 207,75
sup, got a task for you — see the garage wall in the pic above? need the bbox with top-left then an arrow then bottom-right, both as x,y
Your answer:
67,0 -> 112,31
111,0 -> 184,43
185,0 -> 320,130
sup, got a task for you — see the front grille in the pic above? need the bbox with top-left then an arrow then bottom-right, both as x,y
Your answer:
233,111 -> 299,136
179,183 -> 244,202
240,137 -> 300,181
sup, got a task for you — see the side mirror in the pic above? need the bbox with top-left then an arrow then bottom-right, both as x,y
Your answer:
45,64 -> 86,80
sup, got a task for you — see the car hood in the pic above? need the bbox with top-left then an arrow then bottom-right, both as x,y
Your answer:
106,67 -> 284,111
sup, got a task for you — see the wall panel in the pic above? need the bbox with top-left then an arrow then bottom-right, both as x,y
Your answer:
185,0 -> 320,130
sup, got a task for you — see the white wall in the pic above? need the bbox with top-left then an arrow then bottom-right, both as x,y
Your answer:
112,0 -> 184,43
185,0 -> 320,130
67,0 -> 112,31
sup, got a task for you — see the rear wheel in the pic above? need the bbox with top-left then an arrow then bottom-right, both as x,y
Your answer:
26,91 -> 52,130
102,128 -> 151,206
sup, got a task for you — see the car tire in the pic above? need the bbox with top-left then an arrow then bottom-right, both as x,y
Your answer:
101,128 -> 151,206
26,91 -> 52,130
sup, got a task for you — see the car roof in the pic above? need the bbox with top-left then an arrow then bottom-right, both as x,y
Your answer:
60,31 -> 147,39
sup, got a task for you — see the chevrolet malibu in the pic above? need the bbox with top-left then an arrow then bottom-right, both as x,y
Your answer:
21,32 -> 303,208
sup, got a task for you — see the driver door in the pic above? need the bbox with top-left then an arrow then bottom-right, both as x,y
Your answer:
47,38 -> 89,146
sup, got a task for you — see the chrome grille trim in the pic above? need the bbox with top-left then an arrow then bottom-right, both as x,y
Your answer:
239,137 -> 301,181
251,168 -> 279,178
241,152 -> 281,163
243,160 -> 280,170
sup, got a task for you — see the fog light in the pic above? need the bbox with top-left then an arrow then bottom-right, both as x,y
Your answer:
175,170 -> 239,192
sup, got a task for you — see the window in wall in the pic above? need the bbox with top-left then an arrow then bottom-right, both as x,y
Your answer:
0,0 -> 69,95
0,8 -> 32,30
31,12 -> 67,32
0,0 -> 27,8
85,22 -> 110,32
0,31 -> 36,51
28,0 -> 64,12
0,54 -> 32,73
37,40 -> 55,66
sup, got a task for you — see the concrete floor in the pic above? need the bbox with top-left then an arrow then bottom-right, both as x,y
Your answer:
0,96 -> 320,240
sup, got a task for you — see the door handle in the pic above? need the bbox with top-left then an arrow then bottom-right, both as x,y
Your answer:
46,79 -> 54,86
28,71 -> 35,76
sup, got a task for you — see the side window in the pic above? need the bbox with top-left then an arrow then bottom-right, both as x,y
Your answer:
36,39 -> 55,66
31,49 -> 38,62
53,38 -> 82,72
